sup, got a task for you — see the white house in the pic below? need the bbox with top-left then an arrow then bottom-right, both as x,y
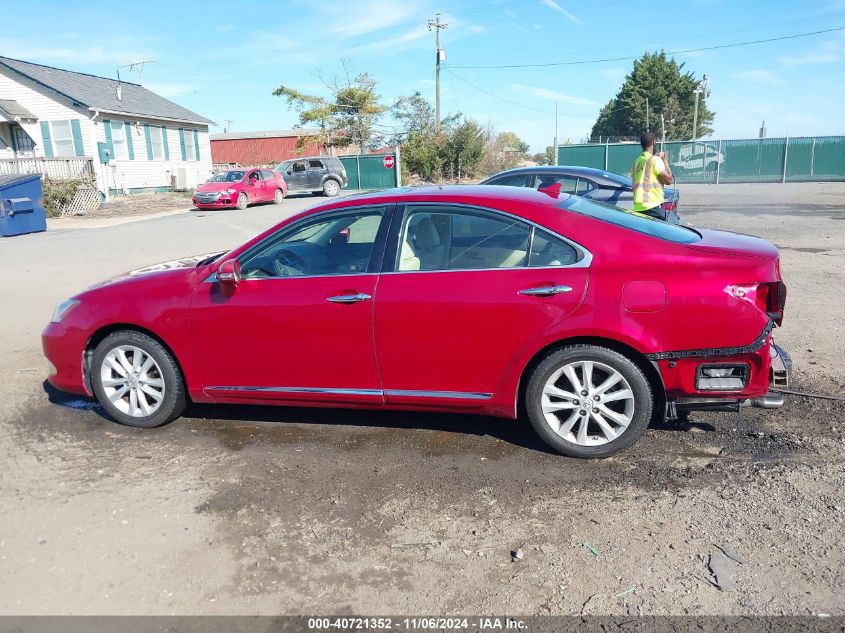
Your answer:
0,56 -> 214,198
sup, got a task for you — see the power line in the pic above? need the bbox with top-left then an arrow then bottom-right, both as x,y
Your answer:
444,68 -> 555,114
449,25 -> 845,69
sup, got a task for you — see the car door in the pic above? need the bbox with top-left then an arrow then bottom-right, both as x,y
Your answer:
306,159 -> 326,189
285,160 -> 308,192
262,170 -> 278,200
244,169 -> 262,202
373,203 -> 589,403
190,205 -> 392,405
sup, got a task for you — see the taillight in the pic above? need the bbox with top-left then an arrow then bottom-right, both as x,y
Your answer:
767,281 -> 786,325
726,282 -> 785,326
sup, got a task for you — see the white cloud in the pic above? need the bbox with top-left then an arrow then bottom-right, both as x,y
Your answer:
0,38 -> 153,66
539,0 -> 584,26
325,1 -> 420,38
509,83 -> 597,106
142,82 -> 197,97
778,39 -> 842,66
732,69 -> 786,85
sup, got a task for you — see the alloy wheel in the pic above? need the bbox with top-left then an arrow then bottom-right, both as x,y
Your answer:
99,345 -> 166,418
540,360 -> 635,446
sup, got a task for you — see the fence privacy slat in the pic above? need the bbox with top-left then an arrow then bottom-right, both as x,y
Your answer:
557,136 -> 845,184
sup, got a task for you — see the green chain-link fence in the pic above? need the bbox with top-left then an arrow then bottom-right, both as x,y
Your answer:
557,136 -> 845,184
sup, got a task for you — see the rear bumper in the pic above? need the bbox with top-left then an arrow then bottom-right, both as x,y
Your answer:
655,325 -> 791,415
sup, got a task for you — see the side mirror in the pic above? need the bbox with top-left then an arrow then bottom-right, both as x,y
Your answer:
217,259 -> 241,291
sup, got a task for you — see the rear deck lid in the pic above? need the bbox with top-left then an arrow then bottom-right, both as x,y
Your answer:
687,228 -> 778,259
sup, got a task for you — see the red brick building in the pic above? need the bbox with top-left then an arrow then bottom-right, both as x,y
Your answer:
210,129 -> 324,167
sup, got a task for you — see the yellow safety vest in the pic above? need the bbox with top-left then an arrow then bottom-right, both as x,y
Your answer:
631,152 -> 665,211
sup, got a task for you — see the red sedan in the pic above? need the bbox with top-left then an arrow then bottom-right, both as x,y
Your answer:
192,168 -> 287,210
43,186 -> 790,458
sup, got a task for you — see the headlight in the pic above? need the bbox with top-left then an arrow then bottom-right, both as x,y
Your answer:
51,298 -> 80,323
224,188 -> 236,195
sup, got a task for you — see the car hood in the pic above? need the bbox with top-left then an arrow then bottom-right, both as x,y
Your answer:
87,252 -> 226,289
687,228 -> 778,259
195,182 -> 239,193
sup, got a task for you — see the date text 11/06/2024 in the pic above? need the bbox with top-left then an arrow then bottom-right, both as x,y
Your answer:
307,617 -> 527,630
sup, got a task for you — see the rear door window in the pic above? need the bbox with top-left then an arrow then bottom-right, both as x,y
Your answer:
308,160 -> 325,169
261,169 -> 275,179
490,173 -> 532,187
576,178 -> 595,194
535,174 -> 577,194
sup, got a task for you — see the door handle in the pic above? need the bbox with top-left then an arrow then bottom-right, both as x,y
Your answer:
327,293 -> 372,304
518,285 -> 572,297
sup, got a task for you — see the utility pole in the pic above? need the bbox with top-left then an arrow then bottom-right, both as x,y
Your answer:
224,120 -> 235,133
553,101 -> 558,165
692,74 -> 708,141
428,13 -> 448,132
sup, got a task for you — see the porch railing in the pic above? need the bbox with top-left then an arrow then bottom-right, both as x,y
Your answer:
0,156 -> 96,182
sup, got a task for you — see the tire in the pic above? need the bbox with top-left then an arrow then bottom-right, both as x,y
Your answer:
91,330 -> 186,428
525,345 -> 653,458
322,179 -> 341,197
273,188 -> 284,204
236,193 -> 248,210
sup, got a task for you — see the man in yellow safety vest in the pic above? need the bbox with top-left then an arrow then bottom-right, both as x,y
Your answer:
631,131 -> 673,219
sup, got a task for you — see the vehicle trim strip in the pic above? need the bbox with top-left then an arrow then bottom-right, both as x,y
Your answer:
645,320 -> 773,361
384,389 -> 493,400
205,386 -> 382,396
204,386 -> 493,400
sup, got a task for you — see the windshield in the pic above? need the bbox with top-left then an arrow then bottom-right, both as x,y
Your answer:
561,196 -> 700,244
209,171 -> 246,183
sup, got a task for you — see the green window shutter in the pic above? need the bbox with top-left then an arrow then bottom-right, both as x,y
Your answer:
40,121 -> 54,157
161,126 -> 170,160
103,119 -> 114,159
124,121 -> 135,160
144,124 -> 153,160
70,119 -> 84,156
178,128 -> 186,160
193,129 -> 200,160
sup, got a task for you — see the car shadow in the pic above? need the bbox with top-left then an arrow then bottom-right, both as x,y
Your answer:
41,381 -> 556,454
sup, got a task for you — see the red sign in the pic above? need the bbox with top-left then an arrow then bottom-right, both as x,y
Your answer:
383,155 -> 395,169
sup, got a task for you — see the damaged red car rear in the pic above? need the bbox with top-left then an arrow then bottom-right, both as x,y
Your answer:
42,186 -> 789,458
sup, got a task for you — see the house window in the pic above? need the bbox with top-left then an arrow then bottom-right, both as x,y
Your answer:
184,129 -> 196,161
51,120 -> 75,157
12,126 -> 35,155
150,126 -> 164,160
110,120 -> 128,160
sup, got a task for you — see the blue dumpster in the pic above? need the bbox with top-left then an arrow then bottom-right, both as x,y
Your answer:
0,173 -> 47,237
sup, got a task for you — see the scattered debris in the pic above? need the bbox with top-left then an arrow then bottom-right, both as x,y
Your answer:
708,549 -> 738,591
714,543 -> 746,565
583,542 -> 602,558
614,585 -> 636,597
581,594 -> 598,615
511,549 -> 524,562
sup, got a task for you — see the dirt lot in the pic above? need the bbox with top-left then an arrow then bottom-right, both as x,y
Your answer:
1,183 -> 844,616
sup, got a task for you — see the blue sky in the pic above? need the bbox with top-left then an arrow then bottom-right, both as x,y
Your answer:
3,0 -> 845,151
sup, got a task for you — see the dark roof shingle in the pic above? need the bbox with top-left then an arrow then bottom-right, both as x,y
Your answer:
0,57 -> 213,125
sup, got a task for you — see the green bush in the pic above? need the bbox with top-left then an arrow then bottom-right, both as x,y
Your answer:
42,178 -> 81,218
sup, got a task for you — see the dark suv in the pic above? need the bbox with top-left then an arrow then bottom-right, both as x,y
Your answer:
275,156 -> 348,197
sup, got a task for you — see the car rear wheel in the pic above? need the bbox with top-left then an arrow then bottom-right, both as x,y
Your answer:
274,188 -> 284,204
525,345 -> 652,458
91,331 -> 186,428
236,193 -> 248,210
322,179 -> 340,197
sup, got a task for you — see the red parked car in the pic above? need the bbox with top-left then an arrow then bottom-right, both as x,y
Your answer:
43,186 -> 790,458
192,168 -> 287,210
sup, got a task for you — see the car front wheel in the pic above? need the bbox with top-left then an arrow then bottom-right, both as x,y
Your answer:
525,345 -> 652,458
236,193 -> 248,210
91,330 -> 186,428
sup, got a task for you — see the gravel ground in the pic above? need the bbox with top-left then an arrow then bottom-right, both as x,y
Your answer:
0,183 -> 843,615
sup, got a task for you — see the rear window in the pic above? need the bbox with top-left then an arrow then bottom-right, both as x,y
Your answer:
561,196 -> 700,244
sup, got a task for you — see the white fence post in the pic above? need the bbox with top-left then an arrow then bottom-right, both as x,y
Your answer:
716,139 -> 722,185
604,140 -> 609,171
782,136 -> 789,184
810,137 -> 816,179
